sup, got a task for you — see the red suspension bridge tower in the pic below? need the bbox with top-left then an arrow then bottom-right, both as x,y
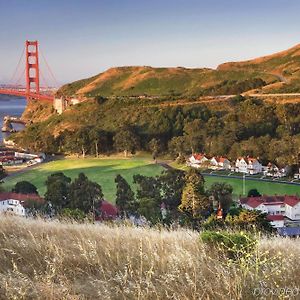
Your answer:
25,40 -> 40,95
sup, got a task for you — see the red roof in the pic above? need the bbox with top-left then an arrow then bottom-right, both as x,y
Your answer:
267,215 -> 285,221
237,157 -> 260,164
193,153 -> 207,161
240,195 -> 300,208
264,202 -> 284,206
244,198 -> 264,208
0,192 -> 44,207
284,196 -> 300,207
213,156 -> 229,163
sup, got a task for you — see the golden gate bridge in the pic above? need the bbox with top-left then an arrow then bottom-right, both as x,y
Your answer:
0,41 -> 57,102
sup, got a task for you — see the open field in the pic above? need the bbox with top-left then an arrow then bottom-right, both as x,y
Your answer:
4,157 -> 300,202
0,216 -> 299,299
3,157 -> 163,202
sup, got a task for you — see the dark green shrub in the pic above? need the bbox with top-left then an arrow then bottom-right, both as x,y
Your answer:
200,230 -> 256,259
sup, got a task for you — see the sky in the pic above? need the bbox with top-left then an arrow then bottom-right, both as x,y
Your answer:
0,0 -> 300,85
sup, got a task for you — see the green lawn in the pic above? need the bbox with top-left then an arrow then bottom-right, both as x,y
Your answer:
204,176 -> 300,199
4,158 -> 300,203
3,157 -> 164,203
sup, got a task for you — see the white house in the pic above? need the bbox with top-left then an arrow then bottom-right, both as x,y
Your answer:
285,197 -> 300,220
0,199 -> 25,216
240,195 -> 300,227
0,192 -> 44,217
264,163 -> 286,178
210,156 -> 231,170
266,215 -> 285,228
293,168 -> 300,180
189,154 -> 209,167
235,157 -> 263,174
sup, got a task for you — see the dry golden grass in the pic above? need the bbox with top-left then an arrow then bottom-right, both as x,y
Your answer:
0,216 -> 299,299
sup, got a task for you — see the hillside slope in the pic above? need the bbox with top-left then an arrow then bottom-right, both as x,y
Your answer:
218,44 -> 300,93
58,44 -> 300,97
58,66 -> 276,97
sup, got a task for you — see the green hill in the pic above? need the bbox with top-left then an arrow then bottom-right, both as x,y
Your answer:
218,43 -> 300,93
57,66 -> 275,98
58,44 -> 300,97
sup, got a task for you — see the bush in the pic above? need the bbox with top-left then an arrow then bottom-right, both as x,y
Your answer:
200,230 -> 256,259
59,208 -> 86,222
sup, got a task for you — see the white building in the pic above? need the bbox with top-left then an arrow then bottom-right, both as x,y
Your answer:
264,163 -> 286,178
188,154 -> 209,168
235,157 -> 263,174
285,197 -> 300,220
266,215 -> 285,228
240,195 -> 300,227
210,156 -> 231,170
293,168 -> 300,180
0,199 -> 25,216
0,192 -> 44,217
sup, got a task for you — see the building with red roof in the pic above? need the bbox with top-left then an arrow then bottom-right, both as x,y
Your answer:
0,192 -> 44,216
240,195 -> 300,226
235,157 -> 263,174
210,156 -> 231,170
189,153 -> 210,166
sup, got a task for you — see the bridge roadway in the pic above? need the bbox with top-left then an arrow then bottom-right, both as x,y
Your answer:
0,88 -> 54,101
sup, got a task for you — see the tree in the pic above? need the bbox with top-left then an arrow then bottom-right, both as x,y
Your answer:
45,172 -> 71,212
208,182 -> 233,213
247,188 -> 261,197
158,169 -> 185,211
148,138 -> 161,161
133,174 -> 161,202
12,181 -> 38,195
137,197 -> 161,224
226,209 -> 273,232
168,136 -> 189,158
69,173 -> 103,217
179,168 -> 210,218
113,127 -> 140,157
115,174 -> 135,216
74,127 -> 91,157
183,120 -> 206,153
89,127 -> 110,157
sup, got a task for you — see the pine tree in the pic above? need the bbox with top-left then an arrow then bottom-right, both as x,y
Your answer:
179,168 -> 210,218
115,174 -> 135,216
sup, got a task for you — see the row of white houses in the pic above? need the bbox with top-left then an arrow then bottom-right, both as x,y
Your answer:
188,154 -> 287,176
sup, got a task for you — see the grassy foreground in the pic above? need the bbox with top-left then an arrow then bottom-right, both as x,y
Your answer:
0,216 -> 299,299
3,157 -> 163,202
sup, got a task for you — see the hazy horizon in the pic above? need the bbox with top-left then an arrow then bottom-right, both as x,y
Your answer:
1,0 -> 300,85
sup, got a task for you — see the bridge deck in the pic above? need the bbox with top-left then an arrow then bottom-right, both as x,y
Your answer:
0,89 -> 54,101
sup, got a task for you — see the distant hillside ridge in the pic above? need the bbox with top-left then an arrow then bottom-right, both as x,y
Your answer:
58,43 -> 300,97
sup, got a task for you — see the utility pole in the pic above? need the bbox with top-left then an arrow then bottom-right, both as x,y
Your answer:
243,173 -> 246,196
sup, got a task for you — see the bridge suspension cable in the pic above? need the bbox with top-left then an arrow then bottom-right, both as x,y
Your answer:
14,66 -> 25,87
8,46 -> 25,86
40,48 -> 59,88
